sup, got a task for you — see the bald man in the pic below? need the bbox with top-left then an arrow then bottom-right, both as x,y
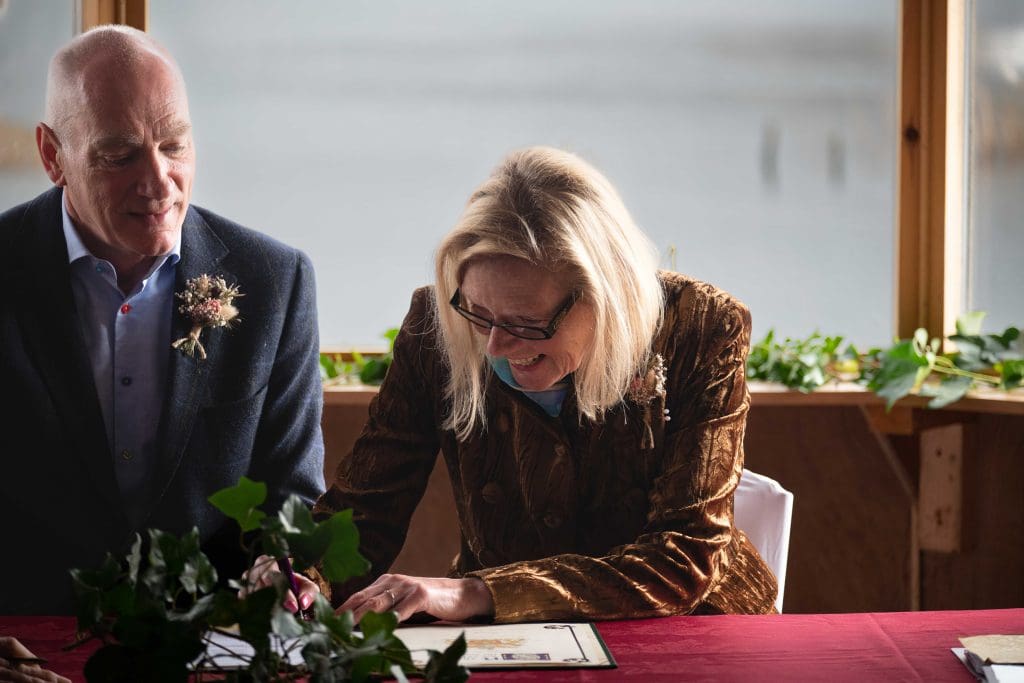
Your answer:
0,25 -> 325,614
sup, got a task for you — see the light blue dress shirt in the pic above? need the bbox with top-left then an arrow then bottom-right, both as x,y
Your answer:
62,190 -> 181,527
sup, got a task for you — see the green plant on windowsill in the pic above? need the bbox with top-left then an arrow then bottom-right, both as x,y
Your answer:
746,312 -> 1024,409
320,328 -> 399,386
70,477 -> 468,682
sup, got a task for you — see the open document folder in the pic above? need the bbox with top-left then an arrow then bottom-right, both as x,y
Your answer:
196,622 -> 615,671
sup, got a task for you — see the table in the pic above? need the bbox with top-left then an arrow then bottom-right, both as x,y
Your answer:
3,609 -> 1021,682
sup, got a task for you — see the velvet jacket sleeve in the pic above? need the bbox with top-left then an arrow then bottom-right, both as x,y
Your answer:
467,275 -> 775,621
311,287 -> 442,599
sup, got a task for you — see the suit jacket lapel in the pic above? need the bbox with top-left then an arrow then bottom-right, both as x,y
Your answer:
149,207 -> 231,513
7,188 -> 123,519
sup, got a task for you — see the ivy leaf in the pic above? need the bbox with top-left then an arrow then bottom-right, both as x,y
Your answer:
314,595 -> 355,640
231,586 -> 279,654
267,495 -> 334,570
71,554 -> 124,629
996,326 -> 1021,348
259,516 -> 291,560
919,375 -> 973,408
949,334 -> 987,370
998,359 -> 1024,389
349,611 -> 410,681
359,610 -> 399,639
126,534 -> 143,587
866,339 -> 928,409
319,353 -> 339,379
956,311 -> 987,336
317,509 -> 371,583
360,358 -> 390,384
278,495 -> 318,535
271,606 -> 304,639
142,528 -> 217,598
208,476 -> 267,532
423,633 -> 470,683
169,593 -> 216,624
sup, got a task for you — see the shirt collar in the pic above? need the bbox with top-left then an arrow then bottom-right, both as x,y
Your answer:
60,188 -> 182,268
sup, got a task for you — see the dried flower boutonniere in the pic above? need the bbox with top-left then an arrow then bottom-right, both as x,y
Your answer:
627,353 -> 668,449
171,274 -> 242,360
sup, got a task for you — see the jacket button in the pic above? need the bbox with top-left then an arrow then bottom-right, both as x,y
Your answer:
543,512 -> 562,529
481,482 -> 503,504
553,444 -> 567,459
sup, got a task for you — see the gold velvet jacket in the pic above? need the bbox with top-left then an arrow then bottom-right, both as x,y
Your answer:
313,271 -> 778,621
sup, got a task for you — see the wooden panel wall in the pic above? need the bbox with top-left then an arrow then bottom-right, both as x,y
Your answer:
919,413 -> 1024,609
744,406 -> 917,612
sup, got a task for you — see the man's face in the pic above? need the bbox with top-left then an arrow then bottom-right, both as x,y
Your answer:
49,52 -> 195,269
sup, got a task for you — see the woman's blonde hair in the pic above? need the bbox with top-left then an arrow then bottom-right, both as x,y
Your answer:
435,146 -> 664,440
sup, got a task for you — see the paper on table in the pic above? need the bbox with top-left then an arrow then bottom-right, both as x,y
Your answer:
952,647 -> 1024,683
196,629 -> 304,670
395,622 -> 616,669
961,636 -> 1024,665
194,622 -> 615,671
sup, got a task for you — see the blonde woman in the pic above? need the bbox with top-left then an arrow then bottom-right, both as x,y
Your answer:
262,146 -> 777,622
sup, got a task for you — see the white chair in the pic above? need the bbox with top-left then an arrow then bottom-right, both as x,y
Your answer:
734,468 -> 794,612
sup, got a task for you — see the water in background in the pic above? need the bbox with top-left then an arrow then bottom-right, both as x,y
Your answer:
1,1 -> 900,347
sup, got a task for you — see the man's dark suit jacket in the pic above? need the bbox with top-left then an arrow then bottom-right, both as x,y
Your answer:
0,187 -> 326,614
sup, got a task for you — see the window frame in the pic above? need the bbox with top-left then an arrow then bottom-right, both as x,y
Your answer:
78,0 -> 147,32
897,0 -> 967,343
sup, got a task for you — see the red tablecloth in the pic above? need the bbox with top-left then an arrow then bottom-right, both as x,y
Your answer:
3,609 -> 1022,682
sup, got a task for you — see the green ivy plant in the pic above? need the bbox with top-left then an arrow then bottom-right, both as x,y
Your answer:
320,328 -> 399,386
70,477 -> 469,682
747,312 -> 1023,409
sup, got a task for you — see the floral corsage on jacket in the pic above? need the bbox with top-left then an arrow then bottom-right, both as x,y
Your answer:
627,353 -> 668,449
171,274 -> 242,360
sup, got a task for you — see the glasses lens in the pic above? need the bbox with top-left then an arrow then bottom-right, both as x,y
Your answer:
505,326 -> 548,340
453,306 -> 490,330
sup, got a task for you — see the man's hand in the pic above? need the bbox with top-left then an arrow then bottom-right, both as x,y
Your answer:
338,574 -> 495,624
240,554 -> 319,614
0,637 -> 70,683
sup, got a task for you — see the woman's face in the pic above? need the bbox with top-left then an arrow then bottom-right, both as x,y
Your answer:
459,256 -> 594,391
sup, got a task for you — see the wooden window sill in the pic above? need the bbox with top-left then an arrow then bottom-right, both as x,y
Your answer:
324,381 -> 1024,416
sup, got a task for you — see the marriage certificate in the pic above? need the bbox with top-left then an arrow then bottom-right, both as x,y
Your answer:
395,622 -> 616,669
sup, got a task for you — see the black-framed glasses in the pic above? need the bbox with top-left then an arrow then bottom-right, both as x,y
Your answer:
449,288 -> 576,340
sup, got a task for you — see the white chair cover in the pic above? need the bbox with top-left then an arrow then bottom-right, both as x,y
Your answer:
734,469 -> 794,612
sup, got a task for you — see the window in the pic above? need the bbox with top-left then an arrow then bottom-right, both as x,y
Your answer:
0,1 -> 73,207
150,1 -> 900,347
964,0 -> 1024,331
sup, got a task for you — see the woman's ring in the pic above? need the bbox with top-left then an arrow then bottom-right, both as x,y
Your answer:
384,587 -> 396,606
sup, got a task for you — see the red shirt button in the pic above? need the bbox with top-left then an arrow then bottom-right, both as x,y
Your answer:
120,304 -> 132,314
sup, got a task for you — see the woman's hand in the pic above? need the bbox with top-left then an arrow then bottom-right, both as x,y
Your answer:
0,637 -> 70,683
239,554 -> 319,613
338,574 -> 494,624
